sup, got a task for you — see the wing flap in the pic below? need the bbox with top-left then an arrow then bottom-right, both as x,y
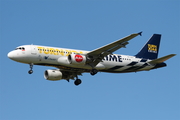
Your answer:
148,54 -> 176,64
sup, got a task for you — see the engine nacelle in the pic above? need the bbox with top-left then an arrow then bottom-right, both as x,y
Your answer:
68,54 -> 86,65
44,70 -> 63,81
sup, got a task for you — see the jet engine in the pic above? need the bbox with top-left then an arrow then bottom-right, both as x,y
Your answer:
44,69 -> 63,81
68,54 -> 86,65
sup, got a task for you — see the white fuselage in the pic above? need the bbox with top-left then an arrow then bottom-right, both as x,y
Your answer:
8,45 -> 154,73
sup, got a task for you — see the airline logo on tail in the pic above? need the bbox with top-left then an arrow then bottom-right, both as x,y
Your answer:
148,44 -> 157,53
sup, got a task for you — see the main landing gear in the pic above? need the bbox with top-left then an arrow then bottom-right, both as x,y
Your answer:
74,69 -> 98,86
90,69 -> 98,76
74,76 -> 82,86
74,79 -> 82,86
28,63 -> 33,74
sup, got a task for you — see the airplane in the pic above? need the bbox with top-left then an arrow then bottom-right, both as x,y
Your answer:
7,32 -> 176,86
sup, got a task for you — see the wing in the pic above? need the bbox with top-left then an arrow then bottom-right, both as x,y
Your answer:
86,32 -> 142,67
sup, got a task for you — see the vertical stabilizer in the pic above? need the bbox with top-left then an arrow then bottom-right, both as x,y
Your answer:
135,34 -> 161,60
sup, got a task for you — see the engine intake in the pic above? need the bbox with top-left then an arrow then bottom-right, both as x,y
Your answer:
44,70 -> 63,81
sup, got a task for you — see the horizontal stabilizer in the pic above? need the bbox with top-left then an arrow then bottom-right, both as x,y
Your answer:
148,54 -> 176,64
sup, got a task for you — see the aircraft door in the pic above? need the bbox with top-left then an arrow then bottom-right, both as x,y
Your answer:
30,45 -> 44,62
31,45 -> 37,55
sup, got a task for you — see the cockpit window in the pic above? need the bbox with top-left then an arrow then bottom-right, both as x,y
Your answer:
15,47 -> 25,51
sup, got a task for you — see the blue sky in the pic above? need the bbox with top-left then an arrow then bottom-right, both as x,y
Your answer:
0,0 -> 180,120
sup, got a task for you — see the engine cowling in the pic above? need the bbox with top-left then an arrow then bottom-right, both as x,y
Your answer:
44,70 -> 63,81
68,54 -> 86,65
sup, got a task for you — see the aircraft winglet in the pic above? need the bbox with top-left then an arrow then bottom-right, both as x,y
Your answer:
138,31 -> 142,36
148,54 -> 176,64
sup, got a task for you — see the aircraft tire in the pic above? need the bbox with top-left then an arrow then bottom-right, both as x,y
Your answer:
74,79 -> 82,86
28,70 -> 33,74
90,69 -> 98,76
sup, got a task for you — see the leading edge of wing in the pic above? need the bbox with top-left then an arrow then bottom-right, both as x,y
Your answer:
87,32 -> 142,56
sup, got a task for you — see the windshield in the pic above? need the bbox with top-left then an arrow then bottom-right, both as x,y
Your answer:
15,47 -> 25,51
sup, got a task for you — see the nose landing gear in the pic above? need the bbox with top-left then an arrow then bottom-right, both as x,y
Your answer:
28,70 -> 33,74
28,63 -> 33,74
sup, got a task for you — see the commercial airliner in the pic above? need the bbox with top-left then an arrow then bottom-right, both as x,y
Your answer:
7,32 -> 176,85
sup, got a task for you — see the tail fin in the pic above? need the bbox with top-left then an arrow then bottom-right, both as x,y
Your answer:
135,34 -> 161,60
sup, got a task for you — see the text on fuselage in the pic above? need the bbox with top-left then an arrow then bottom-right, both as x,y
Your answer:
103,55 -> 122,62
37,47 -> 84,56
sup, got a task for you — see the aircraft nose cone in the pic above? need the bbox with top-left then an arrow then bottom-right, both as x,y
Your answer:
7,51 -> 14,59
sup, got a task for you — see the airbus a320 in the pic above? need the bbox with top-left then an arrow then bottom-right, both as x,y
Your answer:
7,32 -> 176,86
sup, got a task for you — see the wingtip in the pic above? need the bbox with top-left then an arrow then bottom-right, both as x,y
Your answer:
171,54 -> 177,57
138,31 -> 142,36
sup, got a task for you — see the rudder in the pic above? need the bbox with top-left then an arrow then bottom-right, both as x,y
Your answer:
135,34 -> 161,60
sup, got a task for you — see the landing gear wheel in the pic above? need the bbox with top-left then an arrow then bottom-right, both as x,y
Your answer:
28,70 -> 33,74
74,79 -> 82,86
28,63 -> 34,74
90,69 -> 98,76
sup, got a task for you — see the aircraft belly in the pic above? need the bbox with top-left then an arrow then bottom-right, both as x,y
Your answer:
138,66 -> 154,71
102,60 -> 151,72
